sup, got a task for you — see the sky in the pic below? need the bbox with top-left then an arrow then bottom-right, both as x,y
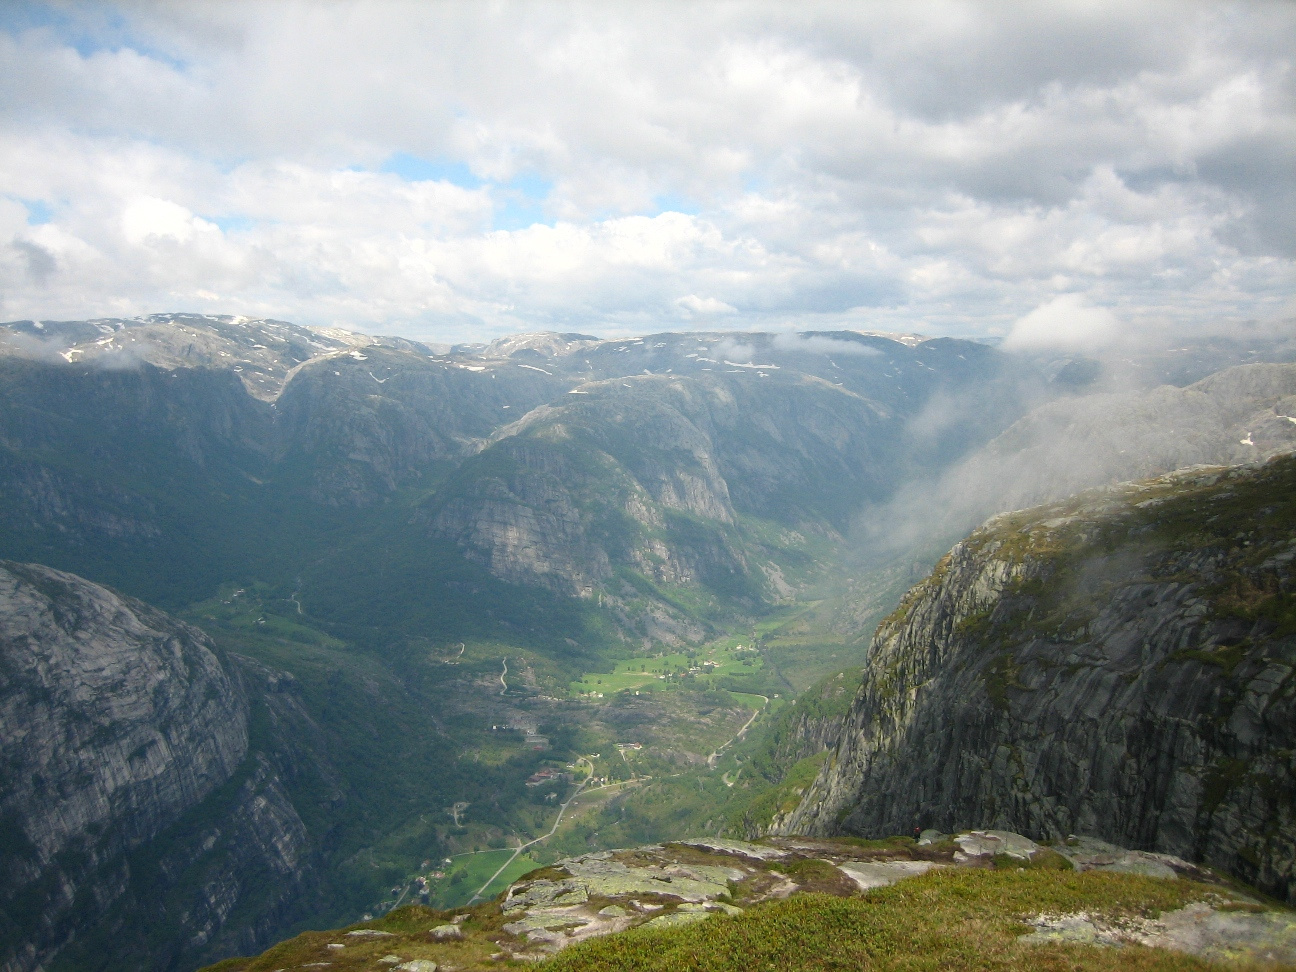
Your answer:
0,1 -> 1293,345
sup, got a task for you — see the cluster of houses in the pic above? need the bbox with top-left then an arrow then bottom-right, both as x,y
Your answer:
659,662 -> 714,679
524,767 -> 572,787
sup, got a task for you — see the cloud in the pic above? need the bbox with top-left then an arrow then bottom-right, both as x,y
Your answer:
121,197 -> 214,244
0,2 -> 1291,341
675,294 -> 737,317
10,239 -> 57,284
714,337 -> 756,363
770,331 -> 881,356
1003,295 -> 1120,352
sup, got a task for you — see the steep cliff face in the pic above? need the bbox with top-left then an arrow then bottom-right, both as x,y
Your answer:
782,456 -> 1296,904
424,377 -> 761,610
0,564 -> 322,972
0,561 -> 249,972
423,359 -> 950,612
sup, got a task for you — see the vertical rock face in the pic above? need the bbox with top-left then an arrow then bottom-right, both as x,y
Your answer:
0,561 -> 249,972
782,457 -> 1296,904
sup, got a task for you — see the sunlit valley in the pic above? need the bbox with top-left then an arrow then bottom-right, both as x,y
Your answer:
1,4 -> 1294,971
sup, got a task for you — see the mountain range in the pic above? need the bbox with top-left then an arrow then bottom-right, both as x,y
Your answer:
0,312 -> 1292,971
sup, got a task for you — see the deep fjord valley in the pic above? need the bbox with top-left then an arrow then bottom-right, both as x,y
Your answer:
1,314 -> 1294,972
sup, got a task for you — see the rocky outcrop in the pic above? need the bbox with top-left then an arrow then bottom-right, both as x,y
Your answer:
0,561 -> 248,972
211,832 -> 1296,970
782,455 -> 1296,904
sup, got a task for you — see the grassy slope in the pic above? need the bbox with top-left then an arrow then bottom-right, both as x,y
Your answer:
546,871 -> 1230,972
203,867 -> 1256,972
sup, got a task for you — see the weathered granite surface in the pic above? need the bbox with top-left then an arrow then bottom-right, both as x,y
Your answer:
203,829 -> 1296,969
781,456 -> 1296,904
1022,901 -> 1296,965
0,561 -> 248,972
488,831 -> 1287,962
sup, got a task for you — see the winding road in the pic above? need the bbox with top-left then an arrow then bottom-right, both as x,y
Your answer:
457,685 -> 768,904
707,695 -> 768,768
467,756 -> 598,904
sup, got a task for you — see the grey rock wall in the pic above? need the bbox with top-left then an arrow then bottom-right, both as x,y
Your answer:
0,561 -> 248,972
782,457 -> 1296,904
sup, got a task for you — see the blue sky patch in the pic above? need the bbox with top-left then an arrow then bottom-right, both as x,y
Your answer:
208,215 -> 254,233
1,2 -> 188,70
508,171 -> 552,201
380,153 -> 483,189
492,172 -> 554,230
651,193 -> 700,216
21,199 -> 53,225
493,198 -> 549,232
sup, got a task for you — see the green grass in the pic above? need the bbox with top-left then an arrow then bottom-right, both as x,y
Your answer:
570,642 -> 766,697
200,858 -> 1279,972
429,850 -> 521,909
479,853 -> 541,901
543,870 -> 1223,972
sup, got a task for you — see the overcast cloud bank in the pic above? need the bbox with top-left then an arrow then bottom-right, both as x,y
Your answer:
0,1 -> 1292,344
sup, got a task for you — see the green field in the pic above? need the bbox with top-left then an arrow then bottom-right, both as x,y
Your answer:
428,850 -> 531,909
477,853 -> 541,901
570,641 -> 765,696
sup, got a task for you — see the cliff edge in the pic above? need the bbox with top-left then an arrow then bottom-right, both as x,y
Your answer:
0,561 -> 248,972
780,455 -> 1296,904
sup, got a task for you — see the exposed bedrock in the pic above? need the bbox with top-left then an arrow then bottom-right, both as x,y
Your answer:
781,457 -> 1296,904
0,561 -> 254,971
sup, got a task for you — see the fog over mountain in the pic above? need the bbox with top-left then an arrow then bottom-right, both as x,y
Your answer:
0,311 -> 1291,971
1,4 -> 1294,971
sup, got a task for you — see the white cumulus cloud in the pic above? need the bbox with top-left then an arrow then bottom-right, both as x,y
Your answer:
0,1 -> 1290,343
1004,294 -> 1120,352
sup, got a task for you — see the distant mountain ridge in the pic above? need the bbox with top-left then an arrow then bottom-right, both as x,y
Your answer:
858,361 -> 1296,564
4,313 -> 1296,970
0,315 -> 1040,646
